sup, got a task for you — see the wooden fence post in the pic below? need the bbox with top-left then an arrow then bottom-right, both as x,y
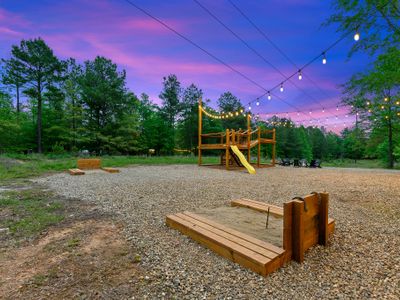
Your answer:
226,129 -> 230,170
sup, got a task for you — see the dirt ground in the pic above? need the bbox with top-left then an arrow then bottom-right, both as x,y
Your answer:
0,186 -> 145,300
196,206 -> 283,247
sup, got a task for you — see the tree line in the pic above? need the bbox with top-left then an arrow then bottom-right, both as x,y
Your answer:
0,35 -> 398,166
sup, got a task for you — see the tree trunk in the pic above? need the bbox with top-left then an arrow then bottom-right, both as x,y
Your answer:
388,118 -> 394,169
16,83 -> 20,114
37,82 -> 42,153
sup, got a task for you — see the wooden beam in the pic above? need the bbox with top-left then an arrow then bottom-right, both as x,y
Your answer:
69,168 -> 85,176
77,159 -> 101,170
283,201 -> 293,263
292,200 -> 305,263
319,192 -> 329,246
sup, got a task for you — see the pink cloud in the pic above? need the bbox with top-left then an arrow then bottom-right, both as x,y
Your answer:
0,26 -> 22,36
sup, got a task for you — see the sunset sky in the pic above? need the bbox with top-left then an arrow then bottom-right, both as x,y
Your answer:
0,0 -> 370,130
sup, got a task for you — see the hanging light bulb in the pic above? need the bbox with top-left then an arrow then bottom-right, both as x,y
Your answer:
366,101 -> 370,106
322,108 -> 325,113
354,31 -> 360,41
322,52 -> 327,65
336,106 -> 339,111
267,91 -> 271,100
309,111 -> 312,115
248,105 -> 251,110
256,100 -> 260,106
240,109 -> 244,113
297,112 -> 300,116
298,70 -> 302,80
384,97 -> 388,102
280,83 -> 284,92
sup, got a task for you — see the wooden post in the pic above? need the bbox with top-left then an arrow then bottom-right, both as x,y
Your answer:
198,98 -> 202,166
292,200 -> 304,263
319,192 -> 329,246
257,126 -> 261,167
247,114 -> 251,162
283,201 -> 293,263
226,129 -> 230,170
272,128 -> 276,166
232,129 -> 236,145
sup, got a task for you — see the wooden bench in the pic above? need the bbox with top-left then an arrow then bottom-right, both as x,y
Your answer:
166,211 -> 285,276
69,168 -> 85,175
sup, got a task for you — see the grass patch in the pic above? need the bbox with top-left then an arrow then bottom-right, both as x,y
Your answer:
0,154 -> 220,182
0,189 -> 64,238
323,159 -> 398,169
67,238 -> 80,248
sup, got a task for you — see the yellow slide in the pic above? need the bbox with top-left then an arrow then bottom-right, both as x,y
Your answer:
230,145 -> 256,174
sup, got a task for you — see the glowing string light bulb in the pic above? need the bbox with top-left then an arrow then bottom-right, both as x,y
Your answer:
280,83 -> 284,92
256,100 -> 260,106
298,70 -> 302,80
322,52 -> 327,65
267,91 -> 271,100
248,105 -> 251,111
354,31 -> 360,41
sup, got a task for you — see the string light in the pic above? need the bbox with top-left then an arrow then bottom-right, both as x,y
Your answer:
280,83 -> 284,92
298,70 -> 302,80
248,105 -> 252,110
322,52 -> 327,65
256,100 -> 260,106
354,31 -> 360,41
322,108 -> 325,113
384,97 -> 388,102
267,92 -> 271,100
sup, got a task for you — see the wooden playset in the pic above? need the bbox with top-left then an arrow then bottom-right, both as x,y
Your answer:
166,192 -> 335,276
198,99 -> 276,174
69,159 -> 120,175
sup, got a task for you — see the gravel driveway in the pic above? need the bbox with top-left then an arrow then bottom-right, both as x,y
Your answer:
36,165 -> 400,299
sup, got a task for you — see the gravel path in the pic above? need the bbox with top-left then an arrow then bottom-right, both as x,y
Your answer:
35,165 -> 400,299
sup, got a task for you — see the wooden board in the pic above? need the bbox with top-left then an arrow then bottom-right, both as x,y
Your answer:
77,159 -> 101,170
231,198 -> 335,237
69,168 -> 85,175
231,199 -> 283,217
166,212 -> 285,276
102,167 -> 120,173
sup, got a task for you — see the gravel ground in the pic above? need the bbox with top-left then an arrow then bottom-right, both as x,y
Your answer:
35,165 -> 400,299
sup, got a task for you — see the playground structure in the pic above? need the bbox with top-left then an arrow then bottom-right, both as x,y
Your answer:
198,99 -> 276,173
167,192 -> 335,276
69,159 -> 120,175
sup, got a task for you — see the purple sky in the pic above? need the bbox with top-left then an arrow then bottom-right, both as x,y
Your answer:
0,0 -> 370,131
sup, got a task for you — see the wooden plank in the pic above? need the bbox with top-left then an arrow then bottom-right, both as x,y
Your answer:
102,167 -> 120,173
77,159 -> 101,170
231,199 -> 283,217
319,192 -> 329,245
176,213 -> 279,259
69,168 -> 85,176
183,212 -> 284,255
292,200 -> 304,263
238,199 -> 283,214
328,218 -> 335,237
166,214 -> 270,276
283,201 -> 293,263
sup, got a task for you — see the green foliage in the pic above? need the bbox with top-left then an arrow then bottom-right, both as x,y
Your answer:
326,0 -> 400,56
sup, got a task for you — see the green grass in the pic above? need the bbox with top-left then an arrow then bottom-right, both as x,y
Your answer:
0,189 -> 64,237
0,154 -> 220,182
323,159 -> 398,169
